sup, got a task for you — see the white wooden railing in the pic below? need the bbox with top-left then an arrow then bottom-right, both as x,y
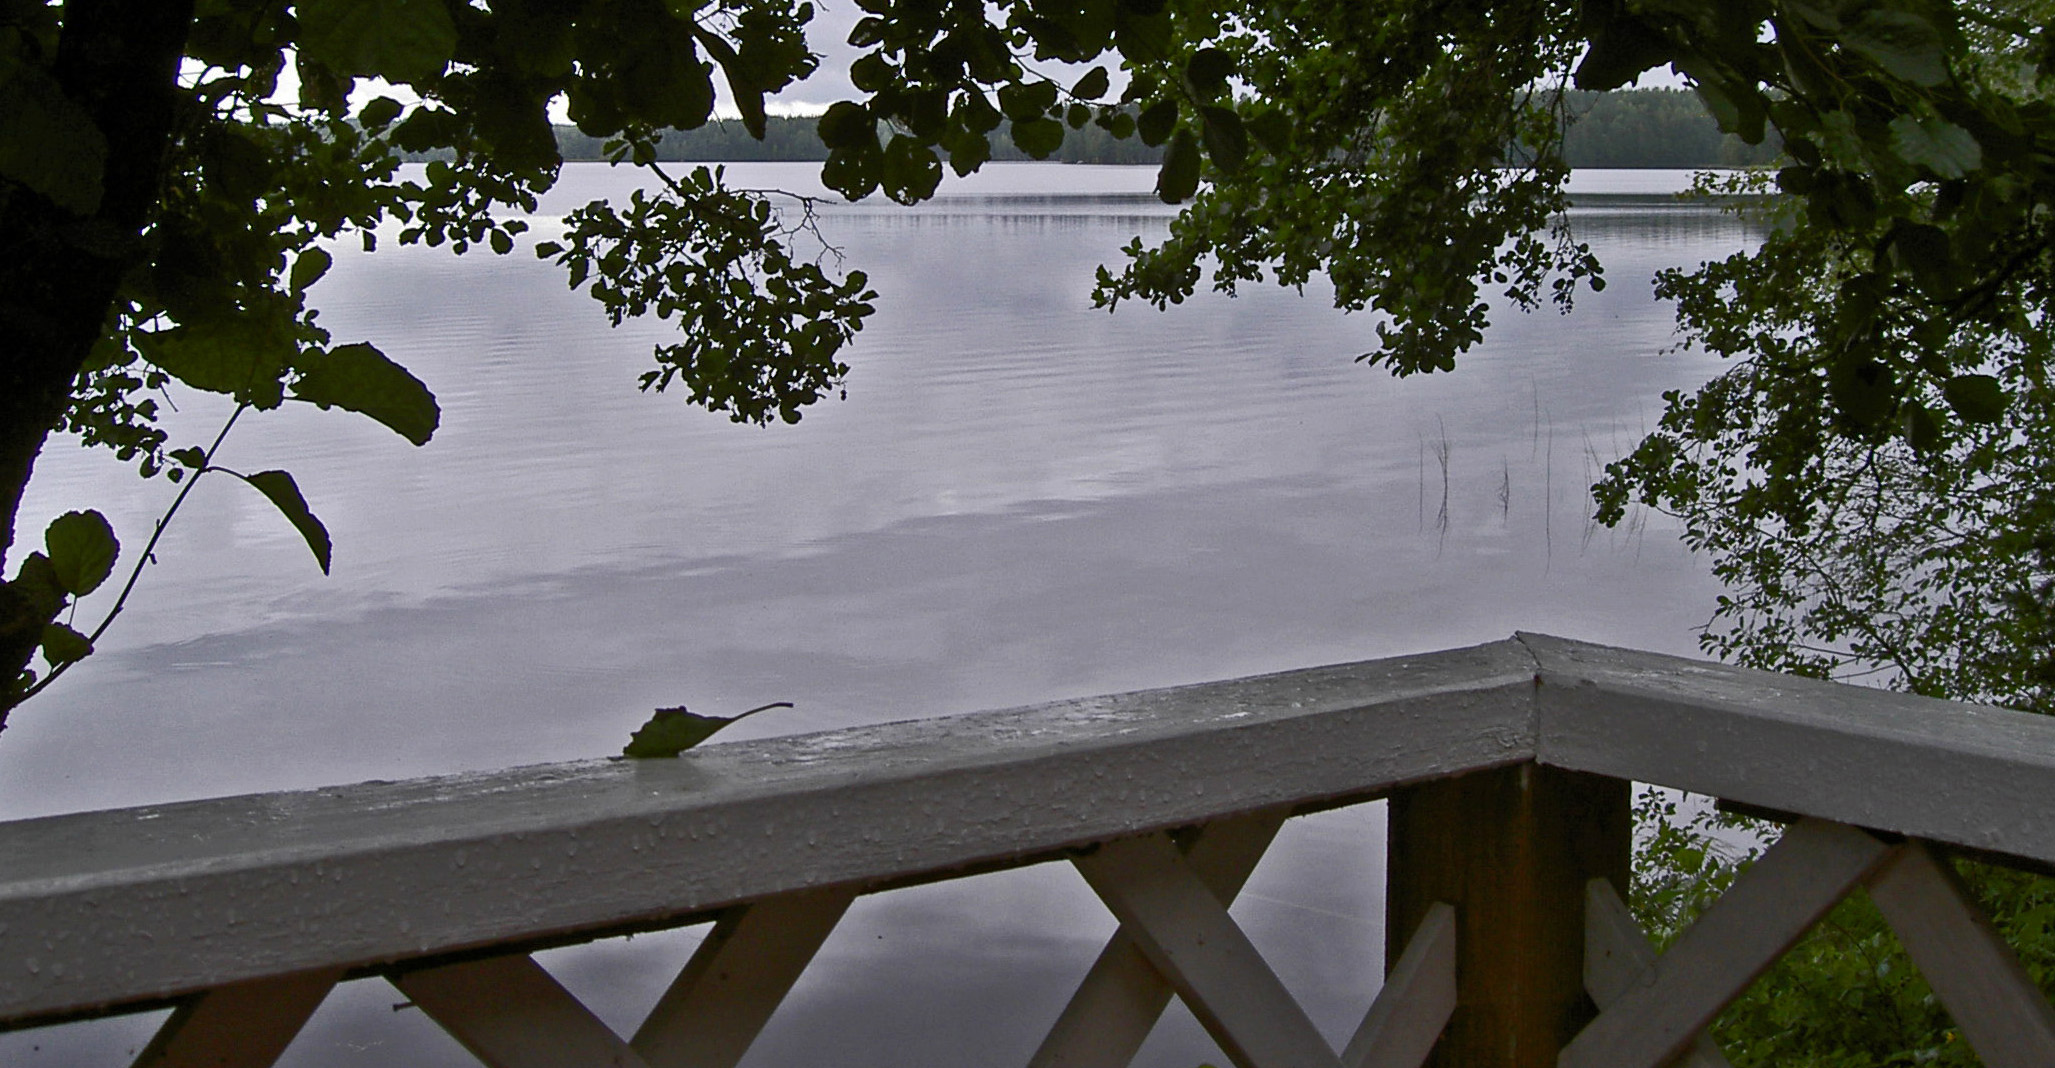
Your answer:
3,633 -> 2053,1067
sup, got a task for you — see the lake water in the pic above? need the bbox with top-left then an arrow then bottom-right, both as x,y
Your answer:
2,164 -> 1750,1065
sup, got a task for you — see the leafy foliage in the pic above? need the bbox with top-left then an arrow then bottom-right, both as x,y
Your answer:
0,0 -> 870,720
1593,0 -> 2055,706
538,166 -> 874,425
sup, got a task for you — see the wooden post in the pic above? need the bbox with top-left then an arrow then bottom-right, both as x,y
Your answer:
1386,762 -> 1629,1068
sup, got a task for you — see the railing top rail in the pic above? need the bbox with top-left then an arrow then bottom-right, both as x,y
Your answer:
3,633 -> 2052,1027
1525,633 -> 2055,868
0,638 -> 1536,1026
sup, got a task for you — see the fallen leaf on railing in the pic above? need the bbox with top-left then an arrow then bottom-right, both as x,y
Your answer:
620,701 -> 793,758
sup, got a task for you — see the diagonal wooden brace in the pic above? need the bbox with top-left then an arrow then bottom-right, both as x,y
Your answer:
1560,819 -> 1892,1068
1073,832 -> 1342,1068
1581,879 -> 1732,1068
130,967 -> 342,1068
632,887 -> 855,1068
392,953 -> 650,1068
1030,810 -> 1288,1068
1866,840 -> 2055,1068
1342,901 -> 1456,1068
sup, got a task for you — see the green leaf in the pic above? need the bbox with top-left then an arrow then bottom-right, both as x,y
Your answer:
1941,374 -> 2006,424
1113,6 -> 1172,63
170,447 -> 207,469
39,623 -> 92,668
1095,108 -> 1136,140
292,343 -> 440,446
44,510 -> 118,598
1155,128 -> 1200,204
1887,221 -> 1957,295
1137,99 -> 1178,147
822,143 -> 880,200
1199,105 -> 1247,173
1887,115 -> 1980,178
849,52 -> 893,93
998,80 -> 1059,122
1838,9 -> 1948,87
1689,77 -> 1765,143
234,470 -> 333,574
621,701 -> 791,758
290,248 -> 333,294
142,317 -> 296,406
8,554 -> 65,622
880,135 -> 944,203
1071,66 -> 1111,101
817,101 -> 876,150
298,0 -> 459,85
1185,48 -> 1236,97
0,63 -> 107,214
1574,13 -> 1670,91
358,95 -> 404,130
1900,401 -> 1944,453
1827,348 -> 1896,432
1010,117 -> 1065,160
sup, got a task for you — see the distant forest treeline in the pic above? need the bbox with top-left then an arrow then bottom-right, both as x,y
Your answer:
417,88 -> 1774,168
1558,89 -> 1781,167
549,111 -> 1163,165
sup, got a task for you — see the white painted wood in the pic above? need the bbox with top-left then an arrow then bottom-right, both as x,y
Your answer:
392,953 -> 649,1068
1029,809 -> 1289,1068
1865,841 -> 2055,1068
0,640 -> 1537,1025
1524,632 -> 2055,869
1581,879 -> 1732,1068
1342,901 -> 1454,1068
11,632 -> 2055,1035
1560,819 -> 1891,1068
1073,833 -> 1342,1068
130,968 -> 340,1068
631,887 -> 854,1068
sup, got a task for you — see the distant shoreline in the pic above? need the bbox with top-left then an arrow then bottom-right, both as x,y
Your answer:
407,89 -> 1781,171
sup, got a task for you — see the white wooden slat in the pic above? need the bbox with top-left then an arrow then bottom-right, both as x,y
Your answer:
1341,901 -> 1454,1068
2,640 -> 1540,1026
1560,819 -> 1891,1068
1524,632 -> 2055,870
1865,840 -> 2055,1068
1073,833 -> 1342,1068
1581,879 -> 1733,1068
630,887 -> 854,1068
130,968 -> 341,1068
391,954 -> 649,1068
1029,810 -> 1288,1068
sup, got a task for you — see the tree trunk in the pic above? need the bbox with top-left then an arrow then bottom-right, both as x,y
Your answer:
0,0 -> 194,724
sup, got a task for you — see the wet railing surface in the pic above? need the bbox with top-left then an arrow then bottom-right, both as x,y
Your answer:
3,633 -> 2052,1067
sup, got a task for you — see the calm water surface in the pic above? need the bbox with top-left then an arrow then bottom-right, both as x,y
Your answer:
3,165 -> 1749,1066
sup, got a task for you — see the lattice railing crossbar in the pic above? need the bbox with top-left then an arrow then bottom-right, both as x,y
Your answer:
131,809 -> 1459,1068
1571,818 -> 2055,1068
